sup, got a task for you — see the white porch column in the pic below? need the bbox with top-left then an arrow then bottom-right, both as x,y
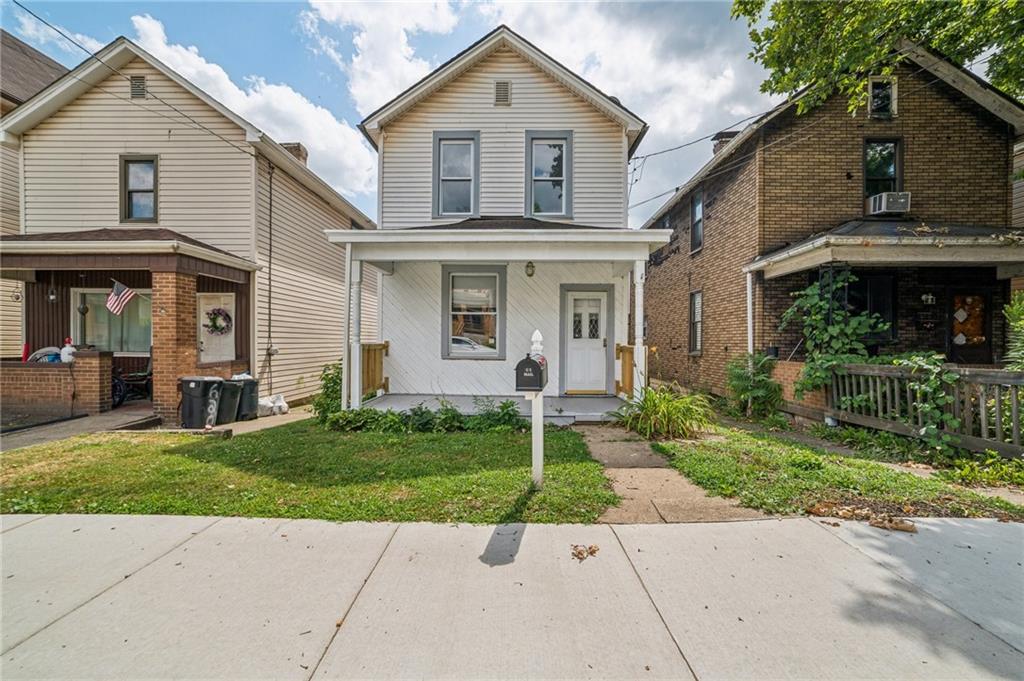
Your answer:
633,259 -> 646,399
746,271 -> 755,355
349,259 -> 363,408
341,245 -> 352,410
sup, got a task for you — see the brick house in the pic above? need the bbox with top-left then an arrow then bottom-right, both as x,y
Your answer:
0,36 -> 379,425
642,41 -> 1024,415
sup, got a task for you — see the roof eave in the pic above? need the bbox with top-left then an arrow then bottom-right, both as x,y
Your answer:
0,239 -> 262,272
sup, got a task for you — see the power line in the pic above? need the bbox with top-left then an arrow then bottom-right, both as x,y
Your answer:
12,0 -> 255,157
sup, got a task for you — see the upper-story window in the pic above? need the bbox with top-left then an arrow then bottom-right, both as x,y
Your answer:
690,188 -> 703,253
864,140 -> 900,196
525,130 -> 573,218
433,131 -> 479,218
121,156 -> 157,222
868,77 -> 896,118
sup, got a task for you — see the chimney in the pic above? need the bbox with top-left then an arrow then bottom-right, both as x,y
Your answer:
711,130 -> 739,155
281,142 -> 308,166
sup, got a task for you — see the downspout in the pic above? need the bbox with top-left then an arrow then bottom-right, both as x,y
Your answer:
266,161 -> 275,394
341,243 -> 352,411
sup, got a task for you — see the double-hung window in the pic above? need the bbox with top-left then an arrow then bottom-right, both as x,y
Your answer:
441,265 -> 506,360
433,131 -> 479,217
690,188 -> 703,252
865,140 -> 900,197
121,156 -> 157,222
689,291 -> 702,354
72,288 -> 152,354
525,130 -> 572,218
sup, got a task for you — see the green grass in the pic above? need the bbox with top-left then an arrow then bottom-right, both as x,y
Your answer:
0,421 -> 617,524
656,426 -> 1024,520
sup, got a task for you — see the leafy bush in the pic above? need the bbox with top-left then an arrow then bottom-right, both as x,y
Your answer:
406,404 -> 436,433
938,455 -> 1024,487
432,398 -> 467,432
324,408 -> 389,432
726,352 -> 783,418
465,398 -> 528,433
808,423 -> 932,463
759,411 -> 791,432
780,269 -> 888,398
312,362 -> 344,424
1004,291 -> 1024,371
613,385 -> 714,440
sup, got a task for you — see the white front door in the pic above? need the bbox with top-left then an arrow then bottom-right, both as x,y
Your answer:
565,291 -> 607,393
197,292 -> 236,364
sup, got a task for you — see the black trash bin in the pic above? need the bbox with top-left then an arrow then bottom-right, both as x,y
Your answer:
179,376 -> 224,429
216,380 -> 243,425
236,378 -> 259,421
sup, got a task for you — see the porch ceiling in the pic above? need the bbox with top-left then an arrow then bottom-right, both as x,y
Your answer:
323,227 -> 670,263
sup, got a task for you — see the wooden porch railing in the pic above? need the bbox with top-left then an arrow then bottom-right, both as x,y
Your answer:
615,343 -> 634,397
828,363 -> 1023,458
361,341 -> 389,397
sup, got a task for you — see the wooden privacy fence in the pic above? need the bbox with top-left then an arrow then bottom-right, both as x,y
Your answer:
361,342 -> 389,397
829,363 -> 1023,458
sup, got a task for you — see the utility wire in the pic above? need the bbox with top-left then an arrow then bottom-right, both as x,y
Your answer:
12,0 -> 255,157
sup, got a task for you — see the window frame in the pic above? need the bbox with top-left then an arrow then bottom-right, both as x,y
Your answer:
120,154 -> 158,223
70,287 -> 153,356
863,138 -> 902,199
525,129 -> 573,219
845,271 -> 897,343
432,131 -> 480,218
689,290 -> 703,355
690,188 -> 704,254
441,264 -> 507,361
868,76 -> 897,118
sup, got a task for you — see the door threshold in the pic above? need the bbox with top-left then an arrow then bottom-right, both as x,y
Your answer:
563,390 -> 611,396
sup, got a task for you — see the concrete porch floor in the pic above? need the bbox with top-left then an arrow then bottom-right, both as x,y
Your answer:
365,393 -> 624,424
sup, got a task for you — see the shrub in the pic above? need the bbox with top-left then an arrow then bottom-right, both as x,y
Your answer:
726,352 -> 783,418
311,362 -> 344,423
938,454 -> 1024,487
323,408 -> 384,432
613,385 -> 714,440
406,404 -> 435,432
432,398 -> 466,432
759,411 -> 791,432
1004,291 -> 1024,371
465,397 -> 528,433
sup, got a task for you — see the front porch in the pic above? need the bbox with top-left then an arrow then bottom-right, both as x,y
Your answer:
365,393 -> 624,425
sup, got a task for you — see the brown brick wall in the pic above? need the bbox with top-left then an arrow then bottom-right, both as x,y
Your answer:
645,60 -> 1016,398
772,359 -> 826,412
1,350 -> 112,416
1012,276 -> 1024,294
151,271 -> 198,424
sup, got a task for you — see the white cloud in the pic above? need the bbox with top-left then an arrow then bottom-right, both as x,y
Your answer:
304,1 -> 458,116
129,14 -> 377,200
15,9 -> 105,55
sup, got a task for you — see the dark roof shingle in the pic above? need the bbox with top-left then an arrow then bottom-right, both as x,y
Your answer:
1,29 -> 68,106
0,228 -> 239,258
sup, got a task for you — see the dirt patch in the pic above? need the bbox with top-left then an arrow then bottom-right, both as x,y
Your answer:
575,424 -> 767,524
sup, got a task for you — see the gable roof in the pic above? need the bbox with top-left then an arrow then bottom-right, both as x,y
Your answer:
641,40 -> 1024,230
0,36 -> 375,229
358,25 -> 648,158
0,29 -> 68,106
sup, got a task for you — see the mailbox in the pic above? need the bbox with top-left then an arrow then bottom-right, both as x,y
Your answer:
515,353 -> 548,392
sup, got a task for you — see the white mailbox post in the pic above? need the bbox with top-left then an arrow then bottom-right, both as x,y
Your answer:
516,330 -> 547,488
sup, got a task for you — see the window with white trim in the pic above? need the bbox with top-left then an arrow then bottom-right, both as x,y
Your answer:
72,288 -> 152,354
868,76 -> 896,118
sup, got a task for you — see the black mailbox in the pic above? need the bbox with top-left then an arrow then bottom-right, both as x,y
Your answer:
515,353 -> 548,392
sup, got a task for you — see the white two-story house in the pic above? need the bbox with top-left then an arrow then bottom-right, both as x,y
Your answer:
326,26 -> 669,418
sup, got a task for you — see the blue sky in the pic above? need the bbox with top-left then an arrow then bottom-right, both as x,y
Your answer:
4,1 -> 781,225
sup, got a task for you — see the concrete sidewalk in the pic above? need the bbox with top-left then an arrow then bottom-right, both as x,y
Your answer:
1,515 -> 1021,680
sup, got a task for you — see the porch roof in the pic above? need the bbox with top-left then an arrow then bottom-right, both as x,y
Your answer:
743,219 -> 1023,280
324,219 -> 670,263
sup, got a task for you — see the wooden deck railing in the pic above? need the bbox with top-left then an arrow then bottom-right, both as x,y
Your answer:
361,342 -> 389,397
615,343 -> 634,397
829,363 -> 1023,458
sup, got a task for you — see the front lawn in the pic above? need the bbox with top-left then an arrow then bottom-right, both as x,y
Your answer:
657,426 -> 1024,520
0,421 -> 617,524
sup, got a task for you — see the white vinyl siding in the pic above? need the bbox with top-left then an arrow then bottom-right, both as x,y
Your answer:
255,157 -> 379,402
0,143 -> 22,356
20,58 -> 254,258
381,261 -> 627,396
380,46 -> 627,229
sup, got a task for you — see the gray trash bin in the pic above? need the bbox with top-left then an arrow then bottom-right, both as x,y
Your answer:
236,378 -> 259,421
216,380 -> 243,425
179,376 -> 224,429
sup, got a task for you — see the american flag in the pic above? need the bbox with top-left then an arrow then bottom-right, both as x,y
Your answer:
106,280 -> 136,315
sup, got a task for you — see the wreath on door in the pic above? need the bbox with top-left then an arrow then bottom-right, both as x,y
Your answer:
203,307 -> 233,336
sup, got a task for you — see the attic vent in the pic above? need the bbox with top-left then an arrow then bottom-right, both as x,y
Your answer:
494,80 -> 511,106
130,75 -> 147,99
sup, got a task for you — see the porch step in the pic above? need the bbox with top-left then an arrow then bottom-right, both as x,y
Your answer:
113,415 -> 163,431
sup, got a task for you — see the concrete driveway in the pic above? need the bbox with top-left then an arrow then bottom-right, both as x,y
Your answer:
1,515 -> 1021,680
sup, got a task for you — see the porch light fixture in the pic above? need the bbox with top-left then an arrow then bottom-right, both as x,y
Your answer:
921,293 -> 936,305
47,287 -> 58,304
77,302 -> 89,316
525,261 -> 535,277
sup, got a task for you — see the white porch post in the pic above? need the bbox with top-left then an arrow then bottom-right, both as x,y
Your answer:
633,259 -> 646,399
349,259 -> 363,408
341,245 -> 352,410
746,271 -> 755,355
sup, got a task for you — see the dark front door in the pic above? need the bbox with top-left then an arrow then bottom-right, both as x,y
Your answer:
949,292 -> 992,364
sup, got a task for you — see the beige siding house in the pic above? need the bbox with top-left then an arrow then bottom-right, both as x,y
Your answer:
327,26 -> 668,421
0,36 -> 378,423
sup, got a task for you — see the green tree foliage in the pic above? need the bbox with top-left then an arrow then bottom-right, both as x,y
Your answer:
731,0 -> 1024,113
726,352 -> 783,418
1004,291 -> 1024,370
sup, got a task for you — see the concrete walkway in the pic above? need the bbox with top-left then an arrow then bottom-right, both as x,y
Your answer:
576,425 -> 765,524
0,403 -> 157,452
2,514 -> 1020,680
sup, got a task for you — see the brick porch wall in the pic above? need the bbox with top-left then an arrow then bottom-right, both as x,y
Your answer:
1,350 -> 112,417
772,359 -> 826,416
152,271 -> 199,425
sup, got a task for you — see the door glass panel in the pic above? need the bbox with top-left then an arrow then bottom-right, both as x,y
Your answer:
573,312 -> 582,339
588,312 -> 600,339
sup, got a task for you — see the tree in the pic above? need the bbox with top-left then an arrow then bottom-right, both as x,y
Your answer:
731,0 -> 1024,114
